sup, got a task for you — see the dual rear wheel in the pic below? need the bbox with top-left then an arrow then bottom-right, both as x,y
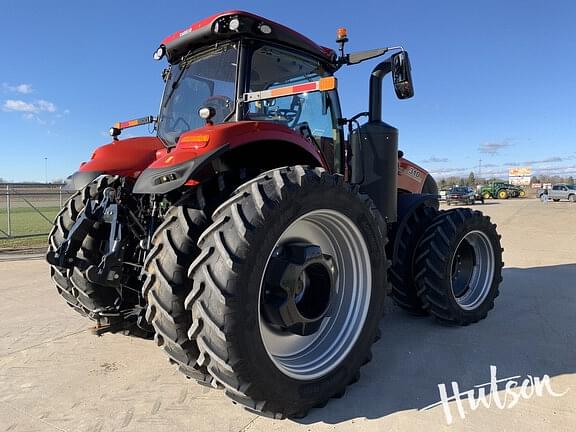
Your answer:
390,207 -> 503,324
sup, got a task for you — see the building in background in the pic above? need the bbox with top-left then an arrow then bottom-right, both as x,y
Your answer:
509,167 -> 532,186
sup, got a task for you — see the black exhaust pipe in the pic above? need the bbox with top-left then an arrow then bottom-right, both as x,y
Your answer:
368,59 -> 393,122
350,58 -> 398,222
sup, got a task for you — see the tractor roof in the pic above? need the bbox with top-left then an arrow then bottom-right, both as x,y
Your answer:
159,11 -> 337,66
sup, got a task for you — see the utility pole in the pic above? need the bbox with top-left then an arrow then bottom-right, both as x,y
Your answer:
44,157 -> 48,184
478,158 -> 482,180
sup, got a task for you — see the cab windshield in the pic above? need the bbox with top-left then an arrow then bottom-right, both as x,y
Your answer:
157,44 -> 238,146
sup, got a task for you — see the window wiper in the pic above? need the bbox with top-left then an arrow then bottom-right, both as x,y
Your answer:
162,63 -> 188,109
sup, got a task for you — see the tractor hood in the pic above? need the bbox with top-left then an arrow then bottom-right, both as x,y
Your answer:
65,136 -> 165,190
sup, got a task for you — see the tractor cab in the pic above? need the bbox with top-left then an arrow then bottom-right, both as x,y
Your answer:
149,11 -> 344,172
156,39 -> 341,171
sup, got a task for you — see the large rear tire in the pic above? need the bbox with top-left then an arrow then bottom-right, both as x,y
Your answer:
142,172 -> 249,383
185,166 -> 388,418
414,208 -> 503,325
389,204 -> 438,315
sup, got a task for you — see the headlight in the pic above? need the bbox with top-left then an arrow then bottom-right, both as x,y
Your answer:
228,18 -> 240,31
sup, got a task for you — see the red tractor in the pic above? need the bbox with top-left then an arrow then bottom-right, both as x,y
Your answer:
46,11 -> 503,418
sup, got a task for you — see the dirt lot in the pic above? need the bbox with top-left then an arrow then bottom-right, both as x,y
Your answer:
0,199 -> 574,432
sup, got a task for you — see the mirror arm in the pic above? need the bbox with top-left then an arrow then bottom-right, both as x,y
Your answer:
342,46 -> 404,66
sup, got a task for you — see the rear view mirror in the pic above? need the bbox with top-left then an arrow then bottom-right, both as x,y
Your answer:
392,51 -> 414,99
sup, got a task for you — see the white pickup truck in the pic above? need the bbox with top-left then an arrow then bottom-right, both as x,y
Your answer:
539,184 -> 576,202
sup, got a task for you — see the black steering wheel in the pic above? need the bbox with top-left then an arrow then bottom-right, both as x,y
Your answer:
275,109 -> 299,122
269,96 -> 303,127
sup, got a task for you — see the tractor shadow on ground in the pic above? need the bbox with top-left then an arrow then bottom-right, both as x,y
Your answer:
296,264 -> 576,425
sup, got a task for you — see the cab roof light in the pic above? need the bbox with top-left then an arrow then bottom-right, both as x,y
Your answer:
259,23 -> 272,34
153,45 -> 166,61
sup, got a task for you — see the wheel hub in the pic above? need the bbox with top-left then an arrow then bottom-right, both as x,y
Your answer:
262,243 -> 336,336
451,242 -> 475,297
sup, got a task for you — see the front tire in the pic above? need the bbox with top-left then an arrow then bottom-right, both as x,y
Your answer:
414,208 -> 503,325
185,166 -> 388,418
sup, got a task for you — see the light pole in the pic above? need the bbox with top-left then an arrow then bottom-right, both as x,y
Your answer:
45,157 -> 48,184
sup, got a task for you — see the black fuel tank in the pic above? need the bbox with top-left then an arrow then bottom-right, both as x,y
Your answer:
350,121 -> 398,223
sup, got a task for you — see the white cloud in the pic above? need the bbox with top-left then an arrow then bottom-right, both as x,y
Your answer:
2,99 -> 57,113
422,156 -> 449,163
3,99 -> 37,112
2,83 -> 33,94
36,99 -> 56,113
15,84 -> 33,94
479,141 -> 512,155
22,113 -> 47,125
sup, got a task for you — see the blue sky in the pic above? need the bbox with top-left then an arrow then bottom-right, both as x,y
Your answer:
1,0 -> 575,181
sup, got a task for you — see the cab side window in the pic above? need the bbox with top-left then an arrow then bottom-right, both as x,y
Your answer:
247,45 -> 340,170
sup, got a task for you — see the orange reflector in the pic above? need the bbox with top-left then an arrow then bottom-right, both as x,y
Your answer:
180,134 -> 210,143
337,27 -> 348,40
319,76 -> 337,91
179,133 -> 210,149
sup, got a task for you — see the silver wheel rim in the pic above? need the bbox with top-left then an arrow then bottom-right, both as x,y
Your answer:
258,209 -> 372,380
449,230 -> 495,310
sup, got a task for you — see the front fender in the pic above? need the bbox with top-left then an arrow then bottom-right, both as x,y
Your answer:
132,146 -> 226,194
63,171 -> 103,191
78,137 -> 165,178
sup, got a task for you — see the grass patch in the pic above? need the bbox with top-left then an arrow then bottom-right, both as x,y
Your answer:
0,206 -> 59,249
0,235 -> 48,250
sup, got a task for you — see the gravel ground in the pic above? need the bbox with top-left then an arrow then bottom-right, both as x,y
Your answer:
0,198 -> 574,432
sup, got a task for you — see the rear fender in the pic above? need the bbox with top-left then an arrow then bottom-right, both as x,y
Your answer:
133,121 -> 325,194
398,158 -> 437,194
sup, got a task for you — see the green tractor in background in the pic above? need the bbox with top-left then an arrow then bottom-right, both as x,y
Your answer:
480,182 -> 526,199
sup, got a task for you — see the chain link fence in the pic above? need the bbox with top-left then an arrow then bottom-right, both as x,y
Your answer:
0,183 -> 74,240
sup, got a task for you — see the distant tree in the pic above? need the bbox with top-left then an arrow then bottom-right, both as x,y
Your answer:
439,178 -> 447,189
567,176 -> 575,185
467,171 -> 476,186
